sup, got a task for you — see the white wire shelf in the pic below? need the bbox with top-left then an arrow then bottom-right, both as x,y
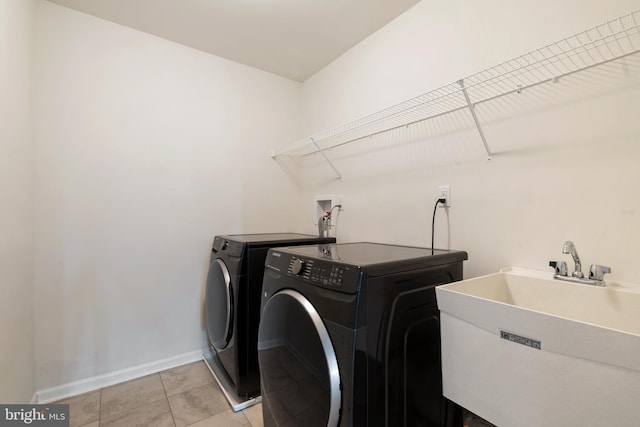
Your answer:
271,10 -> 640,179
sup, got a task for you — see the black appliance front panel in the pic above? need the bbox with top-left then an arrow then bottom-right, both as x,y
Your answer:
260,247 -> 465,427
205,234 -> 336,399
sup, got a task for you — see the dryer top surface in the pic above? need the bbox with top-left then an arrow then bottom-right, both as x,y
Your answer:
275,242 -> 468,271
218,233 -> 335,247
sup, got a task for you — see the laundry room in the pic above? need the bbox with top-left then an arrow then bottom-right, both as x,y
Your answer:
2,0 -> 640,426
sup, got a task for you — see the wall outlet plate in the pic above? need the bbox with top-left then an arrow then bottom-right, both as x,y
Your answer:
438,185 -> 451,207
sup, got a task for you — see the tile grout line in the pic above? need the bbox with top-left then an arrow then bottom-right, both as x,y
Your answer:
98,387 -> 102,427
159,372 -> 177,427
240,408 -> 253,427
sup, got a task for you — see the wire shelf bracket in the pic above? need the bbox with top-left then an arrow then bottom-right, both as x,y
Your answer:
458,79 -> 493,160
311,136 -> 342,180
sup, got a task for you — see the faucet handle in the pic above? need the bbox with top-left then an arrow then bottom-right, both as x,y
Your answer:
549,260 -> 568,276
589,265 -> 611,281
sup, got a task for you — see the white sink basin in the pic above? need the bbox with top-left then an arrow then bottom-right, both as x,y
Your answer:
436,267 -> 640,427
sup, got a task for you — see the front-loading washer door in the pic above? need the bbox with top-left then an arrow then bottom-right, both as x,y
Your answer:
205,258 -> 234,351
258,289 -> 340,427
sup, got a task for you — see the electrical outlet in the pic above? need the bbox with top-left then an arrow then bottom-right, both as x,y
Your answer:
438,185 -> 451,207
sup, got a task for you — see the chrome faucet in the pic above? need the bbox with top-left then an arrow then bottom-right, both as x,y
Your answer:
549,240 -> 611,286
562,241 -> 583,278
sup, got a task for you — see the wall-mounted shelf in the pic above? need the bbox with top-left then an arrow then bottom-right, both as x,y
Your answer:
271,10 -> 640,180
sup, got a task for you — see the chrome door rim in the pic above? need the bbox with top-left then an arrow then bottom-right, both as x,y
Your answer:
261,289 -> 341,427
213,258 -> 232,350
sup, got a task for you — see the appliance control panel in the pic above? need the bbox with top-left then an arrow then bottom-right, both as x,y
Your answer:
265,250 -> 360,293
212,237 -> 244,257
288,257 -> 348,287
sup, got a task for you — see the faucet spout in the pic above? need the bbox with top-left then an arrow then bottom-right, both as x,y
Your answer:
562,240 -> 583,278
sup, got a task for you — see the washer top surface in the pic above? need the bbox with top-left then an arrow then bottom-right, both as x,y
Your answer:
275,242 -> 467,274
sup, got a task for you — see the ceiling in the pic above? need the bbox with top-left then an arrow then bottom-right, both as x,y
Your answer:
45,0 -> 421,82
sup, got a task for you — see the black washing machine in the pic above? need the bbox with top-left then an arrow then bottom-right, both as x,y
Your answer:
203,233 -> 335,411
257,242 -> 467,427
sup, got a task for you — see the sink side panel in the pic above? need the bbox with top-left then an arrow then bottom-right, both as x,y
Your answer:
440,312 -> 640,427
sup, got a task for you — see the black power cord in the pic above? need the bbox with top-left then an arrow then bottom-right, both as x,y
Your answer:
431,198 -> 447,254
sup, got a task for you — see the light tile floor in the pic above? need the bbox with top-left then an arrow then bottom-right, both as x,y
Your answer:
55,360 -> 493,427
55,361 -> 263,427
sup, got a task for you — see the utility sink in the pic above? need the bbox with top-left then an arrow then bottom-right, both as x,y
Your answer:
436,267 -> 640,427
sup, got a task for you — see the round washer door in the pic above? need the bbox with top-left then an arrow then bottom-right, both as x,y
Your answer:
205,259 -> 233,350
258,289 -> 340,427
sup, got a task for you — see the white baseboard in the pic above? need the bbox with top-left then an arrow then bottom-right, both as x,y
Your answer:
36,349 -> 208,404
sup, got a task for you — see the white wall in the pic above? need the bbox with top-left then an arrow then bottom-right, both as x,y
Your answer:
34,0 -> 303,392
299,0 -> 640,283
0,0 -> 36,403
23,0 -> 640,397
